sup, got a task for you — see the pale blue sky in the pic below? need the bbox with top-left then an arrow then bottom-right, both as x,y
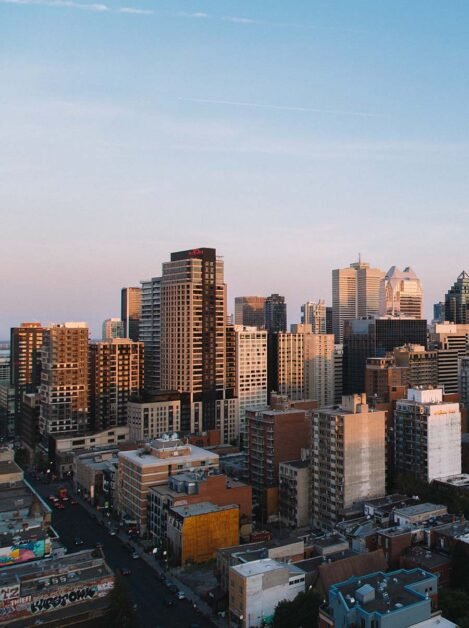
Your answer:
1,1 -> 468,335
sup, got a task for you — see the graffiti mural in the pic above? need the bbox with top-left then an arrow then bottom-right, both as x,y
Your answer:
0,538 -> 50,566
31,586 -> 97,613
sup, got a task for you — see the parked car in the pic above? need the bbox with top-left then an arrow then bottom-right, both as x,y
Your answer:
70,499 -> 78,505
109,528 -> 117,536
73,537 -> 84,546
131,552 -> 140,560
119,567 -> 131,576
54,502 -> 65,510
176,591 -> 185,600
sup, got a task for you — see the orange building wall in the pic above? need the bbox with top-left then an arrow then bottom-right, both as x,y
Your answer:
181,507 -> 239,565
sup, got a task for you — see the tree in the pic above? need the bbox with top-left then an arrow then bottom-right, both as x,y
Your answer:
104,574 -> 137,628
273,589 -> 322,628
439,588 -> 469,626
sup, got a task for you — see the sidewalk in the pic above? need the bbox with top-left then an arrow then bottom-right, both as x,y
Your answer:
71,489 -> 226,628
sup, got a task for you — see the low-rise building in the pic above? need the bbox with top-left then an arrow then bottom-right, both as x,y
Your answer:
229,558 -> 305,628
118,435 -> 219,533
393,503 -> 448,527
148,470 -> 252,548
0,549 -> 114,626
73,449 -> 119,510
49,426 -> 129,478
167,502 -> 239,566
320,568 -> 439,628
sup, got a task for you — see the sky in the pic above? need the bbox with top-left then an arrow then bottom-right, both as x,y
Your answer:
1,0 -> 469,337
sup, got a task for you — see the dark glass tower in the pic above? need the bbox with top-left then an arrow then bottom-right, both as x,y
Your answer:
445,271 -> 469,324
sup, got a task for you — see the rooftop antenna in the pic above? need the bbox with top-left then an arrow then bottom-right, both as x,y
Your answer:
358,252 -> 362,264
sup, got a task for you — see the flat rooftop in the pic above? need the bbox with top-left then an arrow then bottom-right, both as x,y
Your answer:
171,501 -> 238,518
335,569 -> 435,615
0,549 -> 113,594
403,547 -> 450,570
232,558 -> 304,578
394,503 -> 447,518
436,474 -> 469,488
119,443 -> 219,467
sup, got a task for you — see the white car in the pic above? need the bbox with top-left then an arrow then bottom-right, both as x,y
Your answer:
131,552 -> 140,559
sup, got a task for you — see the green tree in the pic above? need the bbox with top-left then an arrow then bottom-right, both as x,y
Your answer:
104,574 -> 137,628
439,588 -> 469,626
273,589 -> 322,628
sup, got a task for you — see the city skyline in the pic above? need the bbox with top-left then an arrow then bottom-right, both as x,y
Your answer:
2,1 -> 469,336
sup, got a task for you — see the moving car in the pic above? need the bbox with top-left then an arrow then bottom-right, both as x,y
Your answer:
73,537 -> 84,546
131,552 -> 140,559
119,567 -> 131,576
176,590 -> 185,600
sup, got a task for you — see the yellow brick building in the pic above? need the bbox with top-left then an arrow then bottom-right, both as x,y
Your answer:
167,502 -> 239,565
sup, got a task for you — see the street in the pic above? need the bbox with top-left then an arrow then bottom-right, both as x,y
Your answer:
28,477 -> 213,628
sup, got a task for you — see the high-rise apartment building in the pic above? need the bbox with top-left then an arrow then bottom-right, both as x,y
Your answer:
264,294 -> 287,333
445,271 -> 469,324
394,388 -> 461,483
10,323 -> 44,424
379,266 -> 423,318
460,356 -> 469,409
121,287 -> 142,341
234,297 -> 265,328
332,260 -> 384,343
247,395 -> 313,522
89,338 -> 144,430
301,299 -> 326,334
160,248 -> 236,438
275,331 -> 304,401
430,322 -> 469,394
39,323 -> 89,437
101,318 -> 124,340
311,394 -> 386,529
139,276 -> 162,393
234,326 -> 268,448
272,326 -> 335,406
303,332 -> 335,407
433,301 -> 445,323
0,344 -> 9,383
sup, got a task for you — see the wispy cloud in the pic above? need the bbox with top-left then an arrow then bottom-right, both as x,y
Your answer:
178,97 -> 383,119
176,11 -> 208,19
0,0 -> 153,13
222,16 -> 258,25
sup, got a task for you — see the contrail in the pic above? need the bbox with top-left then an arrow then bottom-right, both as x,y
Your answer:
178,97 -> 382,118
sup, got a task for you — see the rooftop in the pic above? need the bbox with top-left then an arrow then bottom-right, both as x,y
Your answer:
232,558 -> 304,578
280,459 -> 310,470
403,546 -> 451,570
394,503 -> 447,518
333,568 -> 435,615
171,501 -> 238,518
119,443 -> 219,468
0,549 -> 112,594
436,474 -> 469,488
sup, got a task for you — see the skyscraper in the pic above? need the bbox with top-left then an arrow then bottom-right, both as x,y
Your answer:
379,266 -> 423,318
139,276 -> 162,393
301,299 -> 326,334
332,259 -> 384,343
10,323 -> 45,426
102,318 -> 124,340
234,296 -> 265,328
160,247 -> 236,437
39,323 -> 89,436
445,271 -> 469,324
89,338 -> 144,430
264,294 -> 287,333
121,287 -> 142,341
234,326 -> 268,448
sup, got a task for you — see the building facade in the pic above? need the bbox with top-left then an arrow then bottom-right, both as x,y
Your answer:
121,286 -> 142,341
311,394 -> 386,529
101,318 -> 124,340
445,271 -> 469,324
89,338 -> 144,430
234,296 -> 265,328
379,266 -> 423,318
234,326 -> 268,448
264,294 -> 287,333
139,276 -> 162,393
301,300 -> 327,334
10,323 -> 45,426
394,387 -> 461,483
39,323 -> 89,437
127,392 -> 181,442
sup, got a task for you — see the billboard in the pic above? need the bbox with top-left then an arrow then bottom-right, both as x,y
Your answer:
0,538 -> 51,566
